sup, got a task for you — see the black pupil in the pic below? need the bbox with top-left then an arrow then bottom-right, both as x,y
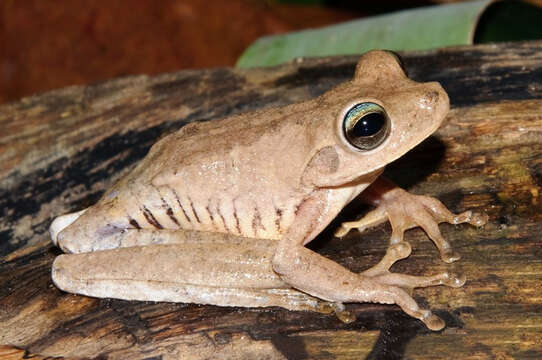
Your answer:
353,112 -> 385,137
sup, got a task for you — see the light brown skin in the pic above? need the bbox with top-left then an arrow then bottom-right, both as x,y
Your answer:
50,51 -> 487,331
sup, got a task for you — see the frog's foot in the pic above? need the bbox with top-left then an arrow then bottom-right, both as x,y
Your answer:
364,271 -> 466,330
355,242 -> 465,330
349,275 -> 448,331
335,189 -> 488,263
361,241 -> 466,288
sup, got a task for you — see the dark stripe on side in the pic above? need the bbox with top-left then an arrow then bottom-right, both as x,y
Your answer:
142,206 -> 163,229
206,205 -> 215,222
166,207 -> 181,226
294,199 -> 307,216
129,218 -> 141,229
161,197 -> 181,226
205,203 -> 218,230
170,187 -> 192,223
233,199 -> 241,235
216,202 -> 229,232
275,207 -> 283,232
188,197 -> 201,223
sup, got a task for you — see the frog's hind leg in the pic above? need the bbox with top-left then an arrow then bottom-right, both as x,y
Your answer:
56,220 -> 254,254
51,240 -> 329,312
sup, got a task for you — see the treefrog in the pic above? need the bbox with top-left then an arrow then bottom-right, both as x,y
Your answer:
50,51 -> 487,331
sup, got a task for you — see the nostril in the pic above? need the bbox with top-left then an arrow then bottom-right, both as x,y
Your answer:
418,80 -> 449,113
418,90 -> 440,110
428,82 -> 450,109
425,90 -> 440,105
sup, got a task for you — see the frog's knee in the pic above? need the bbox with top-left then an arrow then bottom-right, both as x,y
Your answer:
56,225 -> 83,254
272,247 -> 299,277
50,209 -> 88,246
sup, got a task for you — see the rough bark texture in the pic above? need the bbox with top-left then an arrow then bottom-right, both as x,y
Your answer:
1,41 -> 541,359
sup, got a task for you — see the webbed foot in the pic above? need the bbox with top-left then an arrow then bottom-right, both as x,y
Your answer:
335,188 -> 487,263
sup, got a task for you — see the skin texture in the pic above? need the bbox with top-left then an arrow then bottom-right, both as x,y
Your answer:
50,50 -> 487,331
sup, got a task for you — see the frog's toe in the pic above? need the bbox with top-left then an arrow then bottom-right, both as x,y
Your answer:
471,212 -> 489,227
440,248 -> 461,263
369,271 -> 466,290
423,311 -> 445,331
334,225 -> 350,238
390,241 -> 411,260
332,303 -> 356,324
362,241 -> 411,277
385,286 -> 447,331
443,272 -> 466,288
452,210 -> 488,227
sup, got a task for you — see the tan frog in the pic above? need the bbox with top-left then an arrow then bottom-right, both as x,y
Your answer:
50,51 -> 487,330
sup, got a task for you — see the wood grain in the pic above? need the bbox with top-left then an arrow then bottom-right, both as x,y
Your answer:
1,41 -> 541,359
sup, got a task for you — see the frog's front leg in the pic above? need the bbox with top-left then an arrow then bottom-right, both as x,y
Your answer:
272,190 -> 455,330
335,177 -> 488,263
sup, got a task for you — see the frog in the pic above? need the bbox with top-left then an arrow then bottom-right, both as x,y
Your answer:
49,50 -> 487,331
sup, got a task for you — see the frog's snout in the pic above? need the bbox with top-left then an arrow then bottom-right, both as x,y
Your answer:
423,82 -> 450,119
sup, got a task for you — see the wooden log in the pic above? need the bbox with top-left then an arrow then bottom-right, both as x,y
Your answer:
0,41 -> 541,359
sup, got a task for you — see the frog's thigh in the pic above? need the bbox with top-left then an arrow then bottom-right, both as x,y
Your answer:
52,242 -> 323,311
59,224 -> 257,253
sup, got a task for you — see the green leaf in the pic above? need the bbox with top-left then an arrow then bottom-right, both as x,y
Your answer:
237,0 -> 541,68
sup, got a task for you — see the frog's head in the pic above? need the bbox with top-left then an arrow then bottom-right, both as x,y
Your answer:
303,50 -> 449,187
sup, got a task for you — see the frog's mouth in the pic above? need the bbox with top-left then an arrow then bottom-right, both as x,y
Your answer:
349,167 -> 385,188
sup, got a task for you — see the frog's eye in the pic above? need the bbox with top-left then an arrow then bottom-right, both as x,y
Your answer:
342,102 -> 390,151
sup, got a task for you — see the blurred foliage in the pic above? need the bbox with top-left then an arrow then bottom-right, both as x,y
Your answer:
238,0 -> 542,67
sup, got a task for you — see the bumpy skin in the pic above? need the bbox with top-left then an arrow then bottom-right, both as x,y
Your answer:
50,51 -> 486,331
